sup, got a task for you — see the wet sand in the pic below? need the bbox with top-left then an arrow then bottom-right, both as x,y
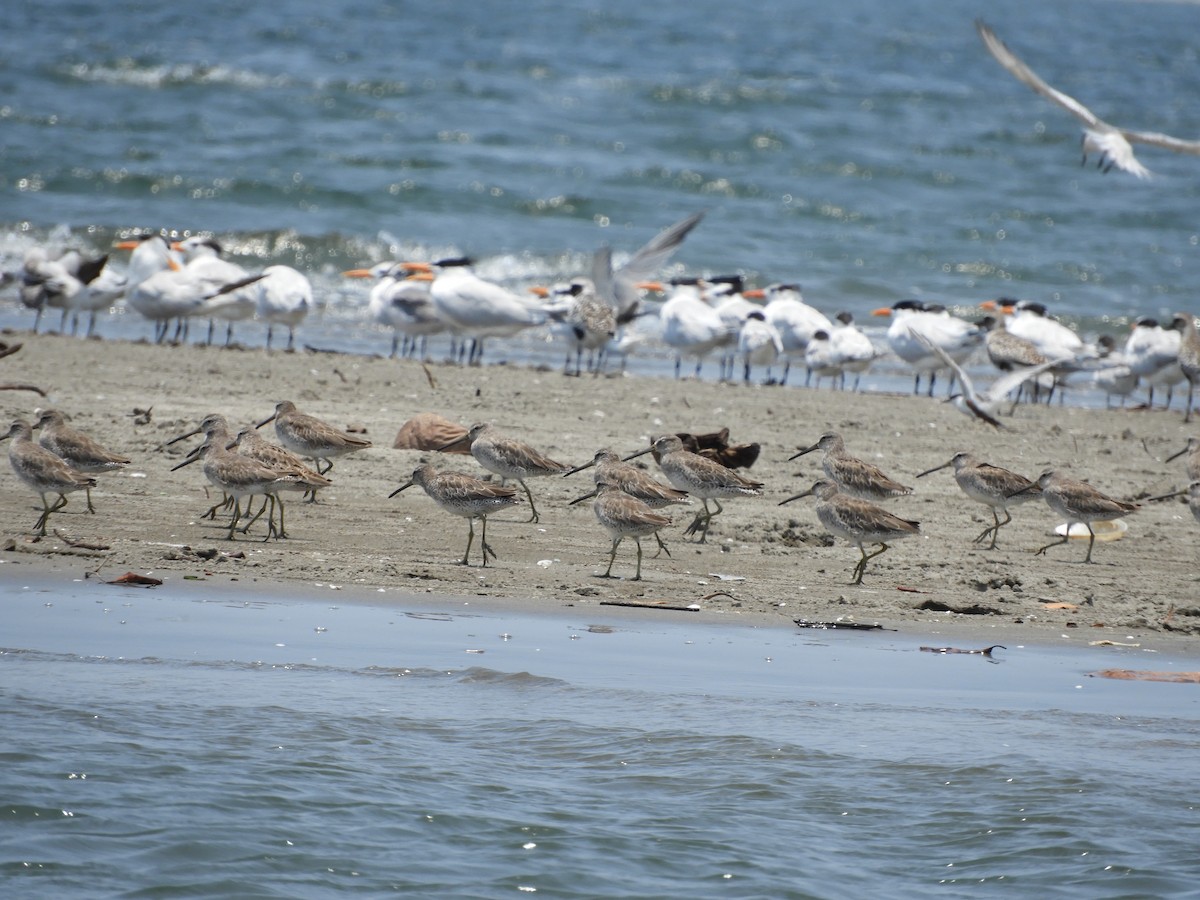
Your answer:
3,332 -> 1199,649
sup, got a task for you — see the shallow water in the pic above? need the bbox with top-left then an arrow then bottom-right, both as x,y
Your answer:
3,573 -> 1199,897
2,0 -> 1199,400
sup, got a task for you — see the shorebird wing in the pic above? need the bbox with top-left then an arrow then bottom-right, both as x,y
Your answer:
981,357 -> 1063,404
977,21 -> 1104,128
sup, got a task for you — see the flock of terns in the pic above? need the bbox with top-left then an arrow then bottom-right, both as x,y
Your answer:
4,391 -> 1198,584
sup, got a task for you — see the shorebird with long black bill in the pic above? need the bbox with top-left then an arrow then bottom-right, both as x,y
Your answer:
440,423 -> 569,524
779,480 -> 919,585
1143,481 -> 1200,525
390,463 -> 521,566
3,419 -> 97,536
1164,436 -> 1200,481
917,451 -> 1040,549
34,409 -> 129,514
624,435 -> 762,543
790,432 -> 912,501
1009,469 -> 1138,563
256,400 -> 372,484
591,481 -> 673,580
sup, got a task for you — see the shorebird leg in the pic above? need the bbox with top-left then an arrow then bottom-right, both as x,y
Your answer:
852,542 -> 891,585
633,538 -> 645,581
34,493 -> 69,535
972,509 -> 1009,548
203,494 -> 234,520
602,537 -> 621,578
84,486 -> 97,514
652,532 -> 672,559
225,499 -> 243,541
274,496 -> 288,539
1083,525 -> 1097,564
239,496 -> 271,534
479,516 -> 499,565
517,478 -> 539,523
1034,531 -> 1071,560
683,499 -> 710,538
461,519 -> 476,565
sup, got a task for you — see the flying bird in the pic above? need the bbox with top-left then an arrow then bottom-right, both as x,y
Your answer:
976,19 -> 1200,179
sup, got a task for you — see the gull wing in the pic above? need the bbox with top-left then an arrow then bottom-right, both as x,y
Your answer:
982,358 -> 1064,404
611,211 -> 705,320
1121,127 -> 1200,156
976,20 -> 1103,128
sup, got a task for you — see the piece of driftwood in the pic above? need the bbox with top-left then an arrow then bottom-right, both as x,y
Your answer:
53,530 -> 111,551
793,620 -> 894,631
920,645 -> 1006,656
599,599 -> 699,612
0,341 -> 23,360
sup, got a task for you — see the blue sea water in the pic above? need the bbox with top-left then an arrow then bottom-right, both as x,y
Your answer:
5,2 -> 1200,894
3,575 -> 1200,898
2,0 -> 1199,368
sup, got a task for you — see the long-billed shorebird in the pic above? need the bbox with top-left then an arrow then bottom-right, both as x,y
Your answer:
256,400 -> 372,477
1170,313 -> 1200,423
3,419 -> 97,536
917,451 -> 1040,549
624,434 -> 762,543
390,463 -> 521,566
592,481 -> 673,580
1144,481 -> 1200,525
779,479 -> 920,585
1010,469 -> 1138,563
441,423 -> 570,523
230,427 -> 331,537
790,432 -> 912,501
566,448 -> 688,556
34,409 -> 129,513
1164,436 -> 1200,481
173,424 -> 328,540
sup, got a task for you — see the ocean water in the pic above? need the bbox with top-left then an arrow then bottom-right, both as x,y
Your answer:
2,0 -> 1199,377
3,574 -> 1200,898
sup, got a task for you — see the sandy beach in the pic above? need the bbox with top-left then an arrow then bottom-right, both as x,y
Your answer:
2,332 -> 1199,647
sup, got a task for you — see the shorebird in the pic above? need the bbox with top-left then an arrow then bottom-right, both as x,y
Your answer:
34,409 -> 130,513
909,330 -> 1062,426
1124,317 -> 1183,409
400,257 -> 549,365
790,432 -> 912,501
3,420 -> 98,536
778,480 -> 920,585
343,262 -> 445,358
981,298 -> 1086,361
564,448 -> 689,556
229,427 -> 331,537
1010,469 -> 1139,563
624,434 -> 763,543
390,463 -> 521,566
917,451 -> 1040,549
599,211 -> 705,325
736,310 -> 784,383
167,413 -> 236,520
745,283 -> 831,386
1143,481 -> 1200,524
172,427 -> 326,540
1169,313 -> 1200,423
977,20 -> 1200,179
872,300 -> 983,396
256,401 -> 372,478
440,423 -> 569,523
1164,436 -> 1200,481
255,265 -> 312,352
591,481 -> 673,580
532,276 -> 616,376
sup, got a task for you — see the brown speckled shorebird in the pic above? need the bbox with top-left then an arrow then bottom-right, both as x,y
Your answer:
624,434 -> 762,543
230,427 -> 331,537
979,314 -> 1051,405
566,448 -> 689,557
917,451 -> 1040,549
1011,469 -> 1139,563
390,463 -> 521,566
256,400 -> 372,476
171,413 -> 236,521
441,422 -> 570,523
1164,436 -> 1200,481
3,419 -> 97,535
790,432 -> 912,502
173,422 -> 328,540
1170,313 -> 1200,423
592,481 -> 673,580
34,409 -> 130,514
779,479 -> 920,585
